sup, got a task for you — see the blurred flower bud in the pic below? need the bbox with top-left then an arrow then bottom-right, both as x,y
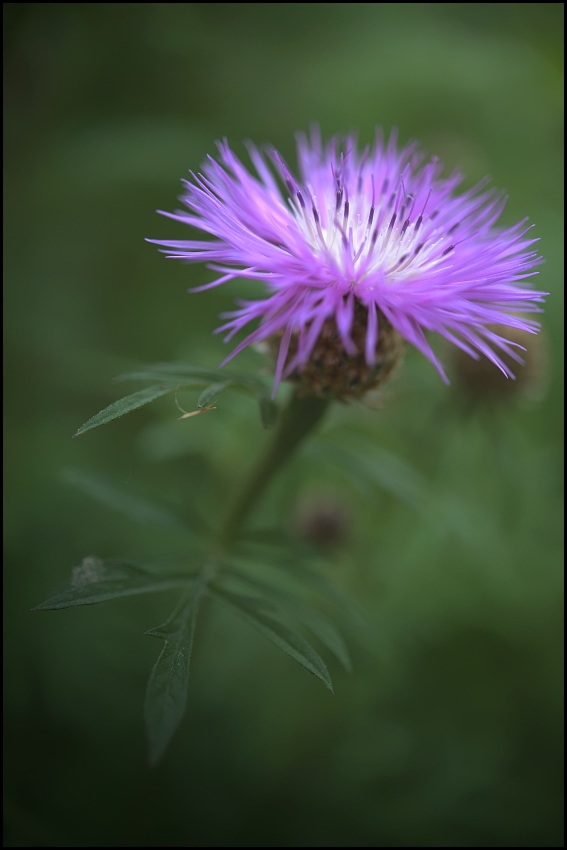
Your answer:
294,495 -> 350,548
451,324 -> 549,406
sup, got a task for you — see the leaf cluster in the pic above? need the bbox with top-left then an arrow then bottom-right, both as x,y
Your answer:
41,360 -> 426,765
34,532 -> 357,763
36,453 -> 362,764
73,361 -> 278,436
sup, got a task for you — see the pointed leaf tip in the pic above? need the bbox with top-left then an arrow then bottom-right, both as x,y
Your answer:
197,381 -> 231,409
221,565 -> 353,672
74,383 -> 179,436
211,587 -> 333,692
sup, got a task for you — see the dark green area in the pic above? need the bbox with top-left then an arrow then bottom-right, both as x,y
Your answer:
4,3 -> 563,846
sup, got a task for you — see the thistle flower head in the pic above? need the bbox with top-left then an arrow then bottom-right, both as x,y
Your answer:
150,128 -> 546,398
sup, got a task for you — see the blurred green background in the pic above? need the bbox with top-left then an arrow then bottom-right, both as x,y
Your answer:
4,3 -> 563,846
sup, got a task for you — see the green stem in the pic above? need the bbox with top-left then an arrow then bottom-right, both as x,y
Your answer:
220,390 -> 331,548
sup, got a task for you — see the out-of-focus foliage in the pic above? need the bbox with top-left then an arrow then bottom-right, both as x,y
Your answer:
4,3 -> 563,846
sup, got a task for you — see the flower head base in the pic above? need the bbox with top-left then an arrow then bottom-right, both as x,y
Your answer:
150,128 -> 546,398
268,301 -> 404,400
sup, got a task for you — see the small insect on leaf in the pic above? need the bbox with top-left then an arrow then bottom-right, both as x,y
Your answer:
174,386 -> 217,420
178,404 -> 216,420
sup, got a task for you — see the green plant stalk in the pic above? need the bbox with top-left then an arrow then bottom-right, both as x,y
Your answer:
220,390 -> 330,547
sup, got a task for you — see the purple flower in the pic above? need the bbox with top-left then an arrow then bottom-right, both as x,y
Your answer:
149,128 -> 546,395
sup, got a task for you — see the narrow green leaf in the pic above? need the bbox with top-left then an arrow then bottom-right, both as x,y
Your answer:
237,528 -> 302,548
115,362 -> 268,395
232,541 -> 368,627
197,381 -> 232,408
210,587 -> 333,691
310,439 -> 425,508
259,396 -> 278,429
98,361 -> 276,432
73,383 -> 178,436
302,571 -> 367,628
114,363 -> 225,384
268,594 -> 351,671
114,372 -> 210,386
219,566 -> 352,671
296,606 -> 352,672
144,582 -> 204,765
33,558 -> 193,610
61,467 -> 191,531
